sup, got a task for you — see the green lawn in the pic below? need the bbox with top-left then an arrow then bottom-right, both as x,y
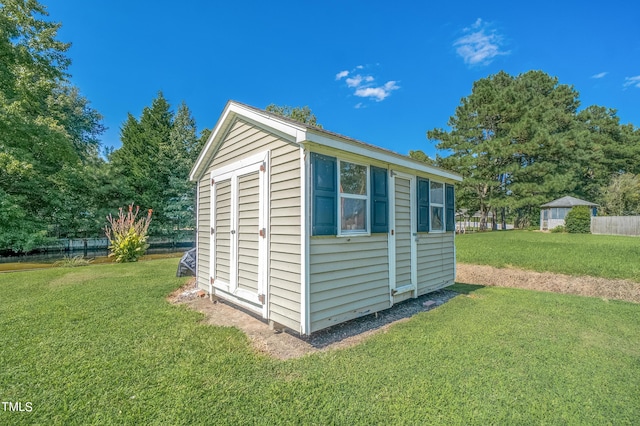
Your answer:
456,230 -> 640,282
1,259 -> 638,424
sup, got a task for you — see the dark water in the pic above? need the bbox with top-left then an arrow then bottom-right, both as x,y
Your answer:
0,243 -> 194,264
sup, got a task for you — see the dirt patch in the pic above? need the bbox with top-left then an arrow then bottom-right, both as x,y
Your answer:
168,266 -> 639,360
456,263 -> 640,303
168,280 -> 457,360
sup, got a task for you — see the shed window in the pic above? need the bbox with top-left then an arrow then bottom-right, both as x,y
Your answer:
430,181 -> 444,232
339,161 -> 368,234
551,207 -> 570,220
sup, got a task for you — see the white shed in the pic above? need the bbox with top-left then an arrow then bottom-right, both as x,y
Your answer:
189,101 -> 463,335
540,196 -> 598,231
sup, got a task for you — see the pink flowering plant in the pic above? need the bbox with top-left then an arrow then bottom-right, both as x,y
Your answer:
104,204 -> 153,262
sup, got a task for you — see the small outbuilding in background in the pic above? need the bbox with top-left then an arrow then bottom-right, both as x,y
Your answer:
189,101 -> 462,335
540,196 -> 598,231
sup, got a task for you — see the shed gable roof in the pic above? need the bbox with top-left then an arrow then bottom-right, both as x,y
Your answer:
540,196 -> 598,208
189,101 -> 462,183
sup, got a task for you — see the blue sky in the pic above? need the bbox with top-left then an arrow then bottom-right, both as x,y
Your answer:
47,0 -> 639,159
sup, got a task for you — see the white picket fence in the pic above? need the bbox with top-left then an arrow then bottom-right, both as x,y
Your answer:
591,216 -> 640,237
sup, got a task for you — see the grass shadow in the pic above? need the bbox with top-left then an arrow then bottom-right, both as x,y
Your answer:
448,283 -> 485,295
304,290 -> 459,349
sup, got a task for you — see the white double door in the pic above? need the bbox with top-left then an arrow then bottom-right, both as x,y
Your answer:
210,152 -> 269,314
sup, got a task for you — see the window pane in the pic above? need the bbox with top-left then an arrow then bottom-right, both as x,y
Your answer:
551,208 -> 569,220
430,181 -> 443,204
340,162 -> 367,195
341,198 -> 367,231
431,206 -> 443,231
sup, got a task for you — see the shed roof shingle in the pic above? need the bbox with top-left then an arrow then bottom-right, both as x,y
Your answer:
540,196 -> 598,208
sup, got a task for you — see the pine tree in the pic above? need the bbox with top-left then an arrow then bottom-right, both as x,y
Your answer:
576,106 -> 640,201
109,94 -> 208,238
429,71 -> 584,228
164,102 -> 199,235
110,92 -> 173,233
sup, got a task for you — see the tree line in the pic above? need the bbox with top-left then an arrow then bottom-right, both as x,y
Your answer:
3,2 -> 639,252
419,70 -> 640,229
0,1 -> 207,252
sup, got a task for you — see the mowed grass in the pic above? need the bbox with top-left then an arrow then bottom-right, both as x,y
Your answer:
1,259 -> 639,424
0,251 -> 183,272
456,231 -> 640,282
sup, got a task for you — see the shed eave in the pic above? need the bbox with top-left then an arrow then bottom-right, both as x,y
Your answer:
189,101 -> 306,181
190,100 -> 463,183
302,131 -> 463,182
540,195 -> 598,208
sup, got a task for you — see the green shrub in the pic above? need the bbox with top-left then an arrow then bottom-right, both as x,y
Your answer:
550,225 -> 566,233
104,204 -> 152,262
565,206 -> 591,234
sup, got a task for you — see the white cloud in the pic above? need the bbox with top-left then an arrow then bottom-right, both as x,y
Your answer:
335,66 -> 400,106
624,75 -> 640,89
335,70 -> 349,80
591,72 -> 608,79
355,81 -> 400,101
454,18 -> 509,66
345,74 -> 374,88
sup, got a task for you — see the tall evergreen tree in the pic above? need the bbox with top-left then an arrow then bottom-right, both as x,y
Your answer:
110,92 -> 173,232
429,71 -> 516,229
164,102 -> 199,234
502,71 -> 584,226
575,106 -> 640,201
429,71 -> 584,228
109,94 -> 207,238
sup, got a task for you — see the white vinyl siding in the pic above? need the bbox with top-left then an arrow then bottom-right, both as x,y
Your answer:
196,178 -> 210,290
309,235 -> 390,333
193,102 -> 464,336
416,232 -> 455,295
199,118 -> 301,331
269,144 -> 302,331
214,179 -> 232,283
237,172 -> 260,293
394,177 -> 412,286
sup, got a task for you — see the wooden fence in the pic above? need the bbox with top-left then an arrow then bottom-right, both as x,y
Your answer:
591,216 -> 640,237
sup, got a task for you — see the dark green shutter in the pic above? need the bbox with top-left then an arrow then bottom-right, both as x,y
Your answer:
370,166 -> 388,233
417,177 -> 430,232
445,184 -> 455,232
311,153 -> 337,235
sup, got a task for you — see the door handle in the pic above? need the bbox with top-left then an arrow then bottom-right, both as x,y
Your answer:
230,230 -> 236,235
391,229 -> 394,235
